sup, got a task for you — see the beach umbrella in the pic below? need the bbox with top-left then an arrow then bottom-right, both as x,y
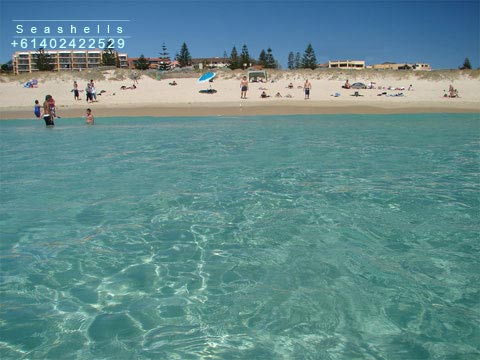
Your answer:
197,72 -> 217,94
197,71 -> 216,83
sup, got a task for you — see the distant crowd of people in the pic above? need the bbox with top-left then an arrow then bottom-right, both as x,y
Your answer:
33,73 -> 462,127
240,76 -> 312,99
34,76 -> 141,127
72,79 -> 99,103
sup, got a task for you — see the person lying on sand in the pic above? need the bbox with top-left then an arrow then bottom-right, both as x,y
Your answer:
121,84 -> 137,90
261,91 -> 270,98
275,92 -> 282,98
169,81 -> 177,86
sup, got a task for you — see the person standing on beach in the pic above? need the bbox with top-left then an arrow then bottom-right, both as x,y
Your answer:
73,81 -> 80,100
41,95 -> 55,127
132,71 -> 139,85
86,82 -> 93,103
90,80 -> 97,102
304,79 -> 312,100
240,76 -> 249,99
85,108 -> 94,125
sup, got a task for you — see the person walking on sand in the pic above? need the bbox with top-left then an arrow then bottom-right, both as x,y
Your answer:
85,108 -> 94,125
240,76 -> 249,99
304,79 -> 312,100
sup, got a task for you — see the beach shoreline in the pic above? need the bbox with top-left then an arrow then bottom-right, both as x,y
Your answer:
1,102 -> 479,120
1,69 -> 479,120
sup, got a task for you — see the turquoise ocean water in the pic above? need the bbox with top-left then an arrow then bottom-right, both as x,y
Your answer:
0,114 -> 479,359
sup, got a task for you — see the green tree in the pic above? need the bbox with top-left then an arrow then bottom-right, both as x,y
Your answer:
240,44 -> 250,69
258,49 -> 267,68
102,39 -> 119,66
294,52 -> 301,69
1,60 -> 13,73
158,43 -> 171,71
229,46 -> 240,70
301,43 -> 317,69
33,48 -> 54,71
287,52 -> 295,70
134,54 -> 150,70
265,48 -> 276,69
460,57 -> 472,70
176,42 -> 192,67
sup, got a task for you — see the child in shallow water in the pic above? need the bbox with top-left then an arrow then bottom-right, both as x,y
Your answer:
34,100 -> 41,118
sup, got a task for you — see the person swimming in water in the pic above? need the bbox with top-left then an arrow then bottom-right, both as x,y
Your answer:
85,108 -> 94,125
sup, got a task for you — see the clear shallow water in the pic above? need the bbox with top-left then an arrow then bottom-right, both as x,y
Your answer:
0,113 -> 479,359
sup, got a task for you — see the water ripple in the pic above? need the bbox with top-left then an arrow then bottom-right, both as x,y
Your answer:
1,114 -> 479,359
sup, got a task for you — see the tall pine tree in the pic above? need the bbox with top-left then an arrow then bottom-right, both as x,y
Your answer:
33,48 -> 54,71
176,42 -> 192,67
265,48 -> 276,69
258,49 -> 267,68
460,57 -> 472,70
301,43 -> 317,70
134,54 -> 149,70
287,52 -> 295,70
294,52 -> 301,69
102,39 -> 119,66
229,46 -> 240,70
240,44 -> 251,69
158,43 -> 171,71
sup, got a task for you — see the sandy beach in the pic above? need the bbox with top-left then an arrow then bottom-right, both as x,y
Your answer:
0,69 -> 478,119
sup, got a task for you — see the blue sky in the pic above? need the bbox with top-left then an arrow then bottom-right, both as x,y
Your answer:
1,0 -> 478,69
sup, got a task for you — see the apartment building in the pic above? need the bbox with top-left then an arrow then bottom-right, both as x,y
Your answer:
372,62 -> 431,70
12,50 -> 128,74
328,60 -> 366,69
